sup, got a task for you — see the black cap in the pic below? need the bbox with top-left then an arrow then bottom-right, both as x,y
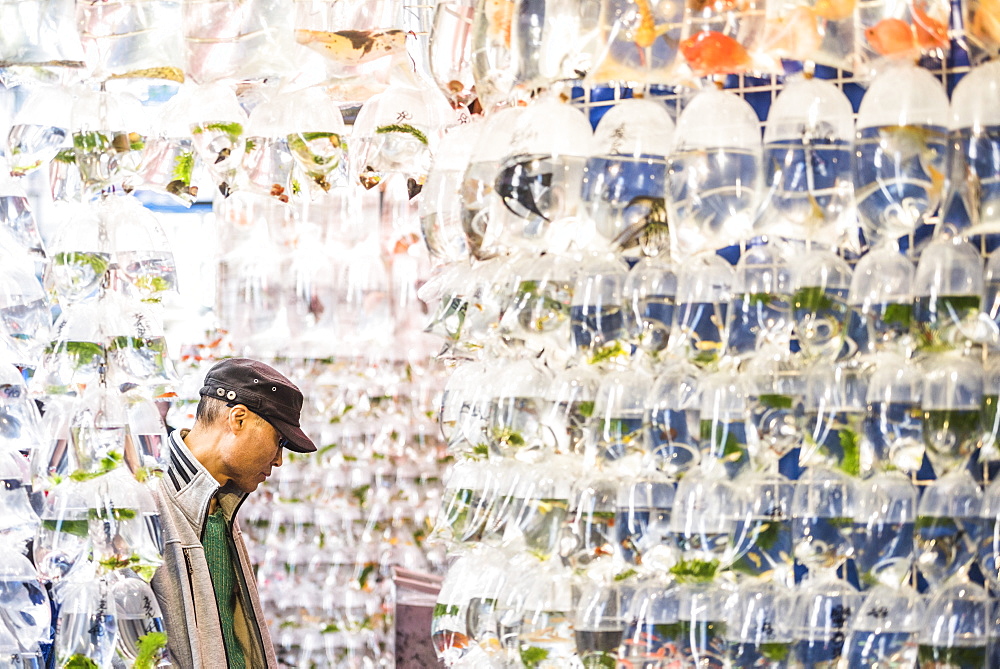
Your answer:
199,358 -> 317,453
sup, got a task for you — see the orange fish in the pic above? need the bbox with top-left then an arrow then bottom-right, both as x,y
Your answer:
972,0 -> 1000,41
634,0 -> 658,48
294,29 -> 406,66
911,0 -> 949,48
813,0 -> 855,21
486,0 -> 514,47
680,30 -> 752,75
865,17 -> 917,55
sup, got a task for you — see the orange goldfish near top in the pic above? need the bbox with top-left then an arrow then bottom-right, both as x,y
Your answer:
865,17 -> 918,55
972,0 -> 1000,42
866,0 -> 949,56
680,30 -> 752,75
911,0 -> 950,48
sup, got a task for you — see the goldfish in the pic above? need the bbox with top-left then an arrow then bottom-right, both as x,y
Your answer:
971,0 -> 1000,43
294,29 -> 406,66
393,232 -> 421,255
634,0 -> 658,47
911,0 -> 950,49
865,17 -> 917,55
486,0 -> 515,47
679,30 -> 752,75
108,66 -> 185,83
878,124 -> 947,162
813,0 -> 856,21
869,124 -> 947,198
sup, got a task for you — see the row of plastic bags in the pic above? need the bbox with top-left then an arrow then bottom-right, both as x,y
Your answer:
1,0 -> 424,87
0,0 -> 974,101
0,547 -> 170,669
5,80 -> 459,205
433,544 -> 1000,668
421,61 -> 1000,269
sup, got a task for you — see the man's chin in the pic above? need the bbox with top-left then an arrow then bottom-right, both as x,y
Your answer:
238,480 -> 261,494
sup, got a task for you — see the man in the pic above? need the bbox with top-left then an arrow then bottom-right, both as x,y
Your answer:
151,358 -> 316,668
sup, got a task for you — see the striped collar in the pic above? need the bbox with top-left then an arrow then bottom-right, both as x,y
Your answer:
166,429 -> 247,526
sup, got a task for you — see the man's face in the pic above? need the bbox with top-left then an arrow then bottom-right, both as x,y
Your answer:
228,415 -> 284,493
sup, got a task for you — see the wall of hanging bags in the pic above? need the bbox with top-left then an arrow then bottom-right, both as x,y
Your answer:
418,15 -> 1000,669
4,0 -> 1000,667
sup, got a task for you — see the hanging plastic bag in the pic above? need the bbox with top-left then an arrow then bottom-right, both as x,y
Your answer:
292,0 -> 409,81
122,389 -> 169,480
53,574 -> 119,668
283,87 -> 348,195
240,93 -> 297,200
461,107 -> 524,260
186,83 -> 249,197
29,397 -> 76,490
111,574 -> 170,665
0,0 -> 85,83
77,0 -> 185,83
32,302 -> 108,396
0,447 -> 40,552
182,0 -> 296,84
0,167 -> 46,259
856,0 -> 950,75
588,0 -> 685,86
854,63 -> 948,248
419,119 -> 480,263
470,0 -> 517,110
583,99 -> 674,256
430,0 -> 478,107
6,86 -> 73,178
89,469 -> 163,580
0,250 -> 50,365
68,383 -> 129,479
965,0 -> 1000,65
0,547 -> 51,655
677,0 -> 769,78
33,479 -> 91,581
508,0 -> 601,91
105,196 -> 178,303
104,295 -> 178,397
755,77 -> 855,249
493,98 -> 596,254
135,91 -> 199,206
0,359 -> 45,456
351,84 -> 454,196
45,203 -> 110,305
70,89 -> 149,197
667,89 -> 762,258
759,0 -> 856,70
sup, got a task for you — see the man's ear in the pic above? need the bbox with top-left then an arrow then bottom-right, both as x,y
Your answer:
227,405 -> 251,433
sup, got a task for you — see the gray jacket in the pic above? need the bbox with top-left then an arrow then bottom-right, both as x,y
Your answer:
150,430 -> 277,668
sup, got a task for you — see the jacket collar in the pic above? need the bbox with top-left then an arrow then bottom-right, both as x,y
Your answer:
166,429 -> 247,525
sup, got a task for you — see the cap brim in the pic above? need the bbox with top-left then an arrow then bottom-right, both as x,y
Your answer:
267,415 -> 317,453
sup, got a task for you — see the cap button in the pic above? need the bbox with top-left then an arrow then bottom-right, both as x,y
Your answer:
226,390 -> 237,400
272,386 -> 277,391
216,388 -> 225,397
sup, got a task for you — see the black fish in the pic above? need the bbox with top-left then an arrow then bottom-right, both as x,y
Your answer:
612,196 -> 670,255
495,155 -> 553,221
407,177 -> 423,199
